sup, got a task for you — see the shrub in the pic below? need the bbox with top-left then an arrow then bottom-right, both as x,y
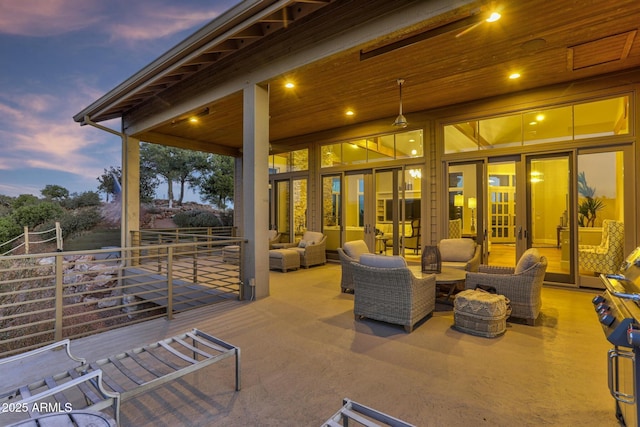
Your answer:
173,210 -> 223,227
62,191 -> 101,209
0,216 -> 21,252
11,202 -> 64,229
12,194 -> 39,209
37,207 -> 102,239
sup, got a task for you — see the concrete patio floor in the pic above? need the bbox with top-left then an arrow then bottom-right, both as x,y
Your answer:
6,262 -> 618,426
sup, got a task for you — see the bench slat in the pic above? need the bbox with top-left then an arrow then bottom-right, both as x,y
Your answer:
88,363 -> 126,393
66,370 -> 103,405
108,357 -> 145,386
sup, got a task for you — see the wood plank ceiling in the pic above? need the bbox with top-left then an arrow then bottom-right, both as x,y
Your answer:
102,0 -> 640,155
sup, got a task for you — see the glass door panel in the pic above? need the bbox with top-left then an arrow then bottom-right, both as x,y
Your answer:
293,178 -> 307,240
275,180 -> 290,242
577,150 -> 626,288
402,168 -> 422,258
375,170 -> 397,254
528,155 -> 572,282
487,160 -> 517,267
344,173 -> 366,246
322,175 -> 341,252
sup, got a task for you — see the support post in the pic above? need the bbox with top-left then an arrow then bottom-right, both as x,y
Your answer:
242,84 -> 270,299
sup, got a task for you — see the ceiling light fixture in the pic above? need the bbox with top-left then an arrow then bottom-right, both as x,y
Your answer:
392,78 -> 408,128
346,110 -> 354,116
486,12 -> 501,22
171,107 -> 209,126
285,82 -> 295,89
509,72 -> 521,79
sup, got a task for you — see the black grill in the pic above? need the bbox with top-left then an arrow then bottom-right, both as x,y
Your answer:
594,247 -> 640,427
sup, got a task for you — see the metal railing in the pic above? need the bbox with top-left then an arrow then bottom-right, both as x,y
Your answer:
1,222 -> 63,256
0,234 -> 244,358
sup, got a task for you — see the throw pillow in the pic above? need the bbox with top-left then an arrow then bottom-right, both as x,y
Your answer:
299,240 -> 307,248
515,248 -> 540,274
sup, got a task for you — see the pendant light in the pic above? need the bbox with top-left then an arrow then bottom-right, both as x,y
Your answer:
392,78 -> 408,128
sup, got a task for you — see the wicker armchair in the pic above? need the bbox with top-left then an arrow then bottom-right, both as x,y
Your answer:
578,219 -> 625,275
286,231 -> 327,268
439,238 -> 481,272
268,229 -> 282,249
351,254 -> 436,333
337,240 -> 370,293
465,248 -> 547,325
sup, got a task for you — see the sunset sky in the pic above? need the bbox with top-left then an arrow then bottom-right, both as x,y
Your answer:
0,0 -> 239,200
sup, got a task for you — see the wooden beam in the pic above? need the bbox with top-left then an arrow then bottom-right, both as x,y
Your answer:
137,131 -> 241,157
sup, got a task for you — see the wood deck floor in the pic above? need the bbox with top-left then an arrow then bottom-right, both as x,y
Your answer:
3,263 -> 616,426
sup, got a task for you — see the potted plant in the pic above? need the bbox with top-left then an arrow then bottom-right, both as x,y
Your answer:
577,171 -> 605,227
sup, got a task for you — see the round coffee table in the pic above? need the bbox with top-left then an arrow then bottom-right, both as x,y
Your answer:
434,267 -> 467,304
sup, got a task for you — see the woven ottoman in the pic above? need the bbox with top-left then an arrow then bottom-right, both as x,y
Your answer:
453,289 -> 510,337
269,249 -> 300,272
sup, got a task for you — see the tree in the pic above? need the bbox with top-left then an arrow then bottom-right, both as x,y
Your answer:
41,185 -> 69,202
97,165 -> 159,203
197,155 -> 234,209
140,143 -> 207,205
97,166 -> 121,202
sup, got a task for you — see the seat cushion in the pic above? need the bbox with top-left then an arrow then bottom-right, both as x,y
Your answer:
359,254 -> 407,268
515,248 -> 541,274
439,238 -> 476,262
343,240 -> 369,261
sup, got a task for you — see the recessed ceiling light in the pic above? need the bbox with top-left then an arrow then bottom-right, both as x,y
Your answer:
486,12 -> 501,22
509,72 -> 521,79
529,121 -> 537,126
411,149 -> 417,156
189,117 -> 199,123
345,110 -> 354,116
285,82 -> 295,89
536,114 -> 545,121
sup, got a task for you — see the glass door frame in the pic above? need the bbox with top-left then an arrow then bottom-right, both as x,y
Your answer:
525,152 -> 574,284
322,165 -> 421,257
575,144 -> 635,288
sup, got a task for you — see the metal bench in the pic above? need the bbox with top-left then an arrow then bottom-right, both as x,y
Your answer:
322,398 -> 415,427
0,329 -> 240,426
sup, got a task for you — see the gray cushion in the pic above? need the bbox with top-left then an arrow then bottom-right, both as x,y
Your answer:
359,254 -> 407,268
439,238 -> 476,262
343,240 -> 369,261
515,248 -> 541,274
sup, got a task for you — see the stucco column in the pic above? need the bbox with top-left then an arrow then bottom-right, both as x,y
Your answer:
242,84 -> 270,299
122,135 -> 140,249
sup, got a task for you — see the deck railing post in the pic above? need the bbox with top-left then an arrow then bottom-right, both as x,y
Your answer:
24,226 -> 29,255
55,253 -> 64,341
193,236 -> 198,283
157,234 -> 162,273
167,247 -> 174,320
55,222 -> 63,251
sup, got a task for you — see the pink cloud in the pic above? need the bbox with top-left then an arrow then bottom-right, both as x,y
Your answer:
0,0 -> 103,37
0,0 -> 230,43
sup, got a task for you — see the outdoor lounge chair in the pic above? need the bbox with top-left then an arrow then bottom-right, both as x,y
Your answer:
337,239 -> 370,293
465,248 -> 547,325
268,229 -> 282,249
439,238 -> 481,272
277,230 -> 327,268
351,254 -> 436,332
